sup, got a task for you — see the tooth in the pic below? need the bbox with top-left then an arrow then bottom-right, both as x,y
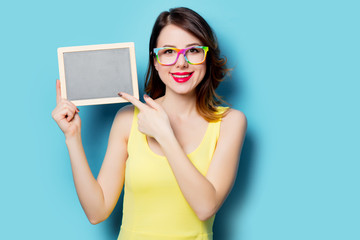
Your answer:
174,74 -> 190,78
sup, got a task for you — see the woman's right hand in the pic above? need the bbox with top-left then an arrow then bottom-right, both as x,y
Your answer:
52,79 -> 81,138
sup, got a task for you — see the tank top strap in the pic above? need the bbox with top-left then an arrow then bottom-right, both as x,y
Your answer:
187,106 -> 228,175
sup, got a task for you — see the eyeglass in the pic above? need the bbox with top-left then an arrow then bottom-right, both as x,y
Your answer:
153,46 -> 209,66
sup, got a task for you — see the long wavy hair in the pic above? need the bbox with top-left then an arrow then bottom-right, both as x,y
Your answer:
145,7 -> 230,122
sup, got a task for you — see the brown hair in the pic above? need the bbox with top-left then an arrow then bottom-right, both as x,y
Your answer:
145,7 -> 230,122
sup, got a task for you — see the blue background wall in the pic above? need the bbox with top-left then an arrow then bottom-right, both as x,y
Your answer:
1,0 -> 359,239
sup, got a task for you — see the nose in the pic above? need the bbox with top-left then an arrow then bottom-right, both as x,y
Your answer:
175,53 -> 188,68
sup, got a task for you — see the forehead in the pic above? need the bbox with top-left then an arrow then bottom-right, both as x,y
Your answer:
156,24 -> 202,48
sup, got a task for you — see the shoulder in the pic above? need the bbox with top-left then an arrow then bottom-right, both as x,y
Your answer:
222,108 -> 247,124
220,108 -> 247,136
111,104 -> 135,140
115,104 -> 135,120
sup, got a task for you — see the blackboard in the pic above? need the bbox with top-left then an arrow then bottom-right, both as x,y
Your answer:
57,42 -> 139,106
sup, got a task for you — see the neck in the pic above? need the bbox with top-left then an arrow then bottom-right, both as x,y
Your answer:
160,90 -> 198,120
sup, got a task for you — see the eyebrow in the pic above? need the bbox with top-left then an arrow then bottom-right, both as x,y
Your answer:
161,43 -> 202,48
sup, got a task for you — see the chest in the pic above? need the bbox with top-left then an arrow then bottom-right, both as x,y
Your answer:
147,118 -> 209,156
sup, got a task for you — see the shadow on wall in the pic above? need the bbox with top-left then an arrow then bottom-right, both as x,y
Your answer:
212,40 -> 255,239
213,133 -> 256,240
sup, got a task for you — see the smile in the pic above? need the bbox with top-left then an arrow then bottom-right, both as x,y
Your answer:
171,72 -> 194,83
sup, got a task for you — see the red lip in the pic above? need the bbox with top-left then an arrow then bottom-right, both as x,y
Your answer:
171,72 -> 194,83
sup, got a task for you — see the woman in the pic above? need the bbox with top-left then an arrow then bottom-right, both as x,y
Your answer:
52,7 -> 247,240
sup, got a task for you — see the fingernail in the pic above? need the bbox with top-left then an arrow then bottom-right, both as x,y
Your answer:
118,92 -> 122,97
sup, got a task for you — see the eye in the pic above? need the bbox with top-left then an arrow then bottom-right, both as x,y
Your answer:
189,47 -> 200,53
164,49 -> 175,54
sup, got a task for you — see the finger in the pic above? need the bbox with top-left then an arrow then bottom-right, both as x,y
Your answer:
143,94 -> 162,111
55,96 -> 78,113
72,112 -> 81,123
64,100 -> 80,113
63,107 -> 76,122
67,112 -> 75,122
118,92 -> 147,111
63,101 -> 79,113
56,79 -> 61,105
53,107 -> 74,122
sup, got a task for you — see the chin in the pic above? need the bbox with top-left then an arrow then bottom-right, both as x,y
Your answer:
171,85 -> 200,96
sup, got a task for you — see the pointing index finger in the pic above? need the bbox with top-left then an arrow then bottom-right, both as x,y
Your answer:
118,92 -> 147,111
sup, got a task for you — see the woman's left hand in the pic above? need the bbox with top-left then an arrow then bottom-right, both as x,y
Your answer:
118,92 -> 173,141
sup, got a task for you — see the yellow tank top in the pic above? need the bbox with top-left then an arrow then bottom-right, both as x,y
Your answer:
118,106 -> 227,240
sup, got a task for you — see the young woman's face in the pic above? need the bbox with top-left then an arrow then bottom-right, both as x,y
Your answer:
154,24 -> 207,96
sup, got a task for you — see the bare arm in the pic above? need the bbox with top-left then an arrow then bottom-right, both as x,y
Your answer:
52,80 -> 132,224
120,92 -> 247,221
158,109 -> 247,220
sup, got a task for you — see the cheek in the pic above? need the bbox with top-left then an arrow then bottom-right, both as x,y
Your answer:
191,67 -> 207,88
197,66 -> 207,81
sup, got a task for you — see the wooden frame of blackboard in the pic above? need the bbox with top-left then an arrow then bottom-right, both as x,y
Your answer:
57,42 -> 139,106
